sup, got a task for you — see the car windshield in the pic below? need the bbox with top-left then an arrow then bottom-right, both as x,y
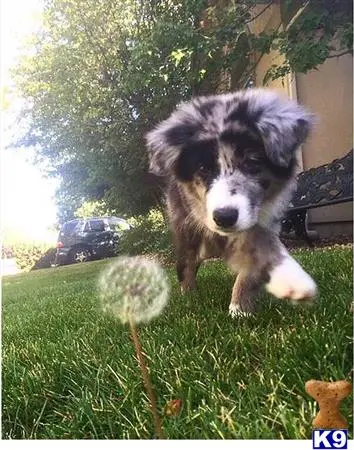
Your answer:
88,219 -> 105,232
61,221 -> 78,236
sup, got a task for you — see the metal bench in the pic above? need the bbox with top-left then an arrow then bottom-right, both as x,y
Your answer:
281,149 -> 353,245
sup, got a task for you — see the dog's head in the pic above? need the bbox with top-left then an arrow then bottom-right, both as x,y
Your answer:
146,89 -> 314,235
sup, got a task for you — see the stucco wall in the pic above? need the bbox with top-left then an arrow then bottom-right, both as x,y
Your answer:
296,55 -> 353,168
248,4 -> 290,96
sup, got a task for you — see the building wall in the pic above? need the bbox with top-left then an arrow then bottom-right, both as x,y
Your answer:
296,55 -> 353,168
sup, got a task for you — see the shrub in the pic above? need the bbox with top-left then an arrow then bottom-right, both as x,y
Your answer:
120,209 -> 174,261
31,248 -> 58,270
2,242 -> 56,271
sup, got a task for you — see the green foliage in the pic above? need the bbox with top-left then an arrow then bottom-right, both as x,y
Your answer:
264,0 -> 353,84
120,209 -> 173,259
3,243 -> 56,271
12,0 -> 352,221
74,200 -> 116,219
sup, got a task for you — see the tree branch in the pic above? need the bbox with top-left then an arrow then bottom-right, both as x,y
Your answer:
245,2 -> 272,25
327,50 -> 352,58
285,1 -> 310,32
239,54 -> 263,89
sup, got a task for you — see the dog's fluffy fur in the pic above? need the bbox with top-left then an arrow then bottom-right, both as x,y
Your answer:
146,89 -> 317,316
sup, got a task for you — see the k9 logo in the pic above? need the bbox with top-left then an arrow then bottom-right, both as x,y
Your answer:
312,430 -> 348,449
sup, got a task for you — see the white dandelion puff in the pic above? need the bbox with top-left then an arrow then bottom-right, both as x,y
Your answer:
98,255 -> 168,438
99,256 -> 169,324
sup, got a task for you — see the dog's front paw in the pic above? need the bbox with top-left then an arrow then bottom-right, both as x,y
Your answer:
266,256 -> 317,304
229,303 -> 253,318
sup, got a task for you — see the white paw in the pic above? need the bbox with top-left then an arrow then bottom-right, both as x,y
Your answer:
266,256 -> 317,304
229,303 -> 253,318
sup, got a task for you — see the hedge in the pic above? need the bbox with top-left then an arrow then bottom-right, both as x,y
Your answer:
1,243 -> 57,271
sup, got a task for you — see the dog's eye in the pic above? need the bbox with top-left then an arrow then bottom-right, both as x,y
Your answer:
198,164 -> 208,174
240,158 -> 263,174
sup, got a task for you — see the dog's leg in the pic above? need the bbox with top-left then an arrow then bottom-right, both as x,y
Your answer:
177,254 -> 200,294
239,226 -> 317,305
173,223 -> 202,294
229,272 -> 263,318
251,226 -> 317,304
265,244 -> 317,304
228,226 -> 317,317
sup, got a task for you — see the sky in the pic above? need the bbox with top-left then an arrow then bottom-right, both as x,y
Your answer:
1,0 -> 59,243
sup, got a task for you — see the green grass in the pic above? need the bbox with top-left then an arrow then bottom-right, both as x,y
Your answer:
2,248 -> 353,439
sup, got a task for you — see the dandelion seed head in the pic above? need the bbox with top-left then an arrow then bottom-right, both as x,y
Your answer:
99,256 -> 169,324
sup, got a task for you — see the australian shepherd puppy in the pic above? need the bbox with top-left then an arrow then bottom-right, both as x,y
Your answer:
146,89 -> 317,317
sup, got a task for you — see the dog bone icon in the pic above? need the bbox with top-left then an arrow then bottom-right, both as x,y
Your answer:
305,380 -> 352,429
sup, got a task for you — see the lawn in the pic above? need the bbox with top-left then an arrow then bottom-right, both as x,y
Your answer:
2,248 -> 353,439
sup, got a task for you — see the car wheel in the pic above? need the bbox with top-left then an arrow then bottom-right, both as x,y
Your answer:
69,247 -> 91,264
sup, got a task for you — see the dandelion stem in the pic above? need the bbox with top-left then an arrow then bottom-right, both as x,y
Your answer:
129,318 -> 164,439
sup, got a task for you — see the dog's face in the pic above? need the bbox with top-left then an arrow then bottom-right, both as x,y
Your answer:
146,89 -> 313,235
173,127 -> 275,234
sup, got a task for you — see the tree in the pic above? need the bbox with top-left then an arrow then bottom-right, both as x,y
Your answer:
13,0 -> 352,222
74,200 -> 116,219
262,0 -> 353,84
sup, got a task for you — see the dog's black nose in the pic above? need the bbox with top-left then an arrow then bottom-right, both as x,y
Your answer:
213,208 -> 239,228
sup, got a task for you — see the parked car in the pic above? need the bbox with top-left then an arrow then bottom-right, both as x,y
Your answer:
54,216 -> 131,266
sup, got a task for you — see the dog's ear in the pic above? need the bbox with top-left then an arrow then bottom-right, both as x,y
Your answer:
246,90 -> 315,168
145,106 -> 201,176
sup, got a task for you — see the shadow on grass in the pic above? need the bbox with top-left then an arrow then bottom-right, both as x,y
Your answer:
30,248 -> 57,271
